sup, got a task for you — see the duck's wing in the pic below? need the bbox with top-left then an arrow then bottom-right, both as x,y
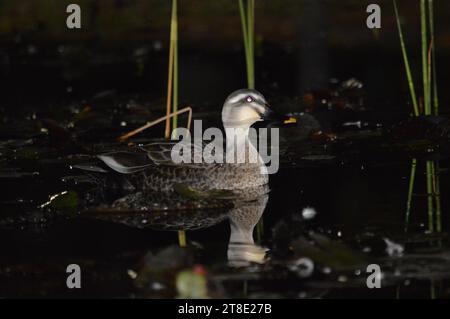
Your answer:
98,151 -> 153,174
99,140 -> 223,174
139,142 -> 182,165
140,140 -> 223,168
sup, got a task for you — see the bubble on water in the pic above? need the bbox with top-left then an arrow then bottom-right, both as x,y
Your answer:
302,207 -> 317,220
383,238 -> 404,257
27,45 -> 37,55
151,282 -> 165,290
153,40 -> 163,51
127,269 -> 138,279
322,267 -> 332,274
288,257 -> 314,278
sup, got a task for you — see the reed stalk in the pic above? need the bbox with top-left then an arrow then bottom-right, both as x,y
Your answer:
426,161 -> 434,231
432,162 -> 442,232
172,0 -> 179,131
118,107 -> 192,141
178,229 -> 186,247
240,0 -> 260,240
393,0 -> 419,116
165,0 -> 178,139
396,1 -> 443,233
428,0 -> 439,115
405,158 -> 417,232
167,0 -> 184,245
394,0 -> 419,233
420,0 -> 431,115
428,0 -> 442,232
239,0 -> 255,89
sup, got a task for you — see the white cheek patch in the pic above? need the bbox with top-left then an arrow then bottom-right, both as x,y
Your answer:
239,107 -> 261,122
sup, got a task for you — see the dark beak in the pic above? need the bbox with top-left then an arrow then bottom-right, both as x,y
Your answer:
262,104 -> 297,126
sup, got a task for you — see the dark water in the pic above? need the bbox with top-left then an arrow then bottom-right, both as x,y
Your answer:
1,0 -> 450,299
1,98 -> 449,298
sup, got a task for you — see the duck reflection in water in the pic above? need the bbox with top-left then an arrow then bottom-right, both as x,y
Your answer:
226,189 -> 269,267
88,183 -> 270,267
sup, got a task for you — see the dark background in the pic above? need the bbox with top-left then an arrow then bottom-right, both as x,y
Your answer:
0,0 -> 449,114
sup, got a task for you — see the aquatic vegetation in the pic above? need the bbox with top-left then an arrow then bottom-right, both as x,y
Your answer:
393,0 -> 442,232
119,0 -> 187,246
165,0 -> 179,137
117,106 -> 192,142
238,0 -> 255,89
393,0 -> 418,116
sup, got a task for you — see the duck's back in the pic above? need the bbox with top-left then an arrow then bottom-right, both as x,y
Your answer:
139,162 -> 268,192
98,142 -> 269,193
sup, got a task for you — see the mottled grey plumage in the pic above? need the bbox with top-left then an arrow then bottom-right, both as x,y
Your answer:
98,89 -> 272,194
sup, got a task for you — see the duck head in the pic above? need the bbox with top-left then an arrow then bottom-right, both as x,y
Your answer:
222,89 -> 274,129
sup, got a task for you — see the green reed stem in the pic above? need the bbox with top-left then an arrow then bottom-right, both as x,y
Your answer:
239,0 -> 255,89
168,0 -> 183,244
420,0 -> 431,115
428,2 -> 441,233
405,158 -> 417,232
393,0 -> 419,116
396,1 -> 442,234
426,161 -> 434,231
178,230 -> 186,247
432,162 -> 442,232
248,0 -> 255,89
238,0 -> 249,56
428,0 -> 439,115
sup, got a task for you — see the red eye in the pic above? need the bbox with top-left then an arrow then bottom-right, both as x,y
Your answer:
245,96 -> 254,103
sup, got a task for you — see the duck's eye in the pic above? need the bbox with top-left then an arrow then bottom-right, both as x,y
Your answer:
245,96 -> 254,103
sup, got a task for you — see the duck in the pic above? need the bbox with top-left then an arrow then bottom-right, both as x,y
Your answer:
97,89 -> 278,194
